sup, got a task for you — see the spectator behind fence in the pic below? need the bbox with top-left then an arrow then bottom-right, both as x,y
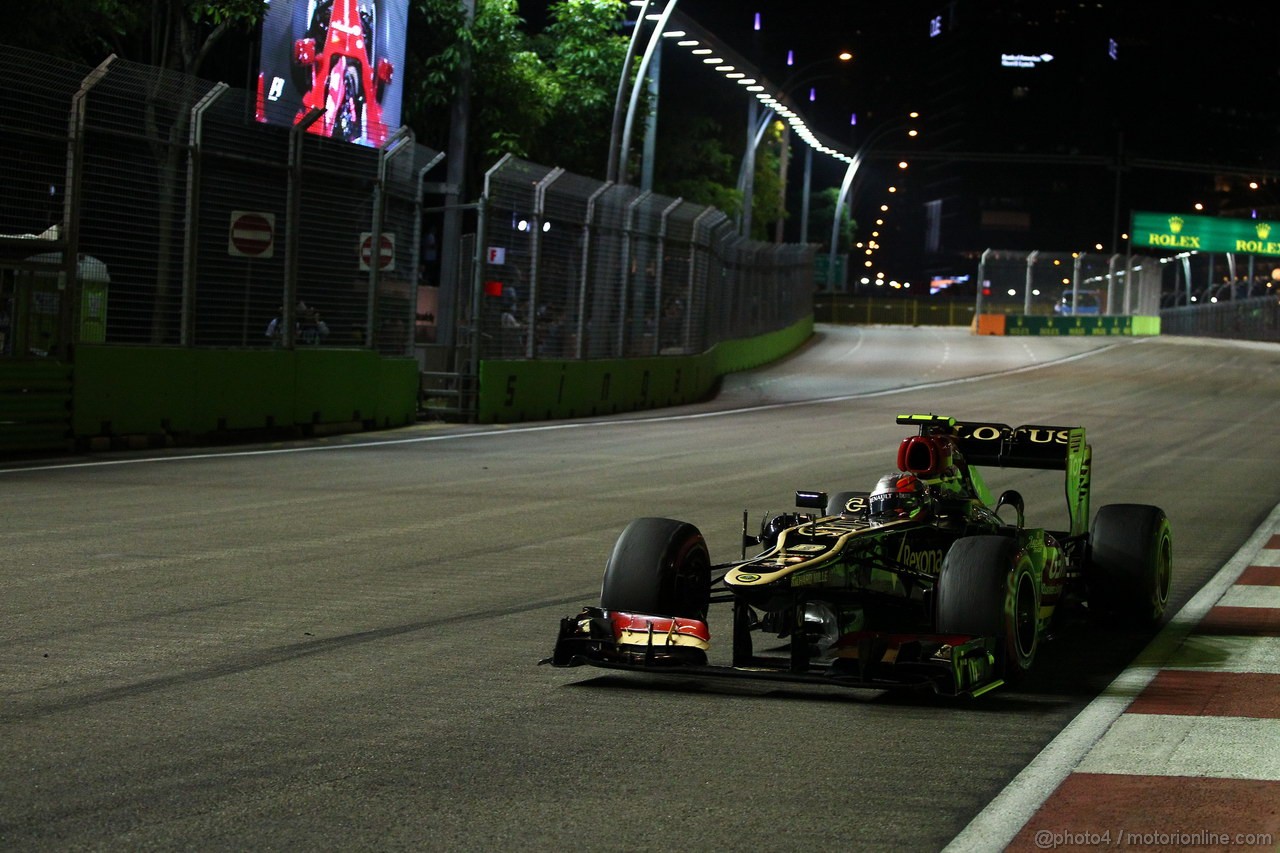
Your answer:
500,299 -> 526,357
266,301 -> 330,345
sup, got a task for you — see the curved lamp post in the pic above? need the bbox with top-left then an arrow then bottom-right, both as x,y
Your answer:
613,0 -> 681,187
827,115 -> 917,290
736,54 -> 852,238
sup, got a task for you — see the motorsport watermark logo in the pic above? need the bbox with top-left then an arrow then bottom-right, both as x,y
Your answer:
1034,829 -> 1274,849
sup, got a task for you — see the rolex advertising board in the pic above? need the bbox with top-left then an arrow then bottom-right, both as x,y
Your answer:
1131,211 -> 1280,256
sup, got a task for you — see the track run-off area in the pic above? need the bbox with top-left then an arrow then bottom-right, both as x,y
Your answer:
3,326 -> 1279,850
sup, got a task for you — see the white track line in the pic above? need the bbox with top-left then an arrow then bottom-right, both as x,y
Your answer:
0,344 -> 1121,474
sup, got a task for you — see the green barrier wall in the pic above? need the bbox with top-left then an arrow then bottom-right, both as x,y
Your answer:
0,361 -> 73,453
71,345 -> 417,441
477,316 -> 814,423
1001,315 -> 1161,336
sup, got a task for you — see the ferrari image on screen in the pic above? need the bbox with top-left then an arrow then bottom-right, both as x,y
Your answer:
256,0 -> 408,147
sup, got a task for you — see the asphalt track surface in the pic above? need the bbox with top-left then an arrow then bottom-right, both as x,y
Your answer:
4,326 -> 1280,851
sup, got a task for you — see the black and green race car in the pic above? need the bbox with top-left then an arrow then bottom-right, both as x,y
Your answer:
544,414 -> 1173,697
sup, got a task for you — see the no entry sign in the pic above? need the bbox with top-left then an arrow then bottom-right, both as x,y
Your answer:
228,210 -> 275,258
359,231 -> 396,271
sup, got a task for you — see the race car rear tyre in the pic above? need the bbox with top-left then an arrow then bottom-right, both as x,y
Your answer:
600,517 -> 711,621
1089,504 -> 1172,627
936,536 -> 1039,681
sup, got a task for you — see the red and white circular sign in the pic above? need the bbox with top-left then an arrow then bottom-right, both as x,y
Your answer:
228,211 -> 275,258
359,232 -> 395,271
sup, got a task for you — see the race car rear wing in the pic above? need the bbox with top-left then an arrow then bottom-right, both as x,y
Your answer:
897,415 -> 1092,536
949,420 -> 1086,472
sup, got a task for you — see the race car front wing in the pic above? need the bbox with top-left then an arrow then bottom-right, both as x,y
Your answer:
542,607 -> 1005,698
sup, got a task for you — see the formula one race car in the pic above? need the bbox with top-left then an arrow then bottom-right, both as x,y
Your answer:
291,0 -> 393,145
544,414 -> 1173,697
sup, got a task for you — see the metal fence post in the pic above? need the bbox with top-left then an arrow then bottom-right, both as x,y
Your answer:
530,167 -> 565,357
618,191 -> 650,355
411,150 -> 447,357
284,108 -> 323,349
975,247 -> 992,319
467,195 -> 487,403
1071,252 -> 1084,315
1023,250 -> 1039,314
371,126 -> 414,349
182,82 -> 228,347
689,206 -> 716,352
62,55 -> 115,359
578,182 -> 611,359
1106,254 -> 1120,315
654,197 -> 683,354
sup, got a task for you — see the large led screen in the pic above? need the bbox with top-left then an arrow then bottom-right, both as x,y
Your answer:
256,0 -> 408,147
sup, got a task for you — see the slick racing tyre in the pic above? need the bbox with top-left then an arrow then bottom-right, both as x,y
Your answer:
1089,504 -> 1172,627
936,536 -> 1039,681
600,517 -> 710,621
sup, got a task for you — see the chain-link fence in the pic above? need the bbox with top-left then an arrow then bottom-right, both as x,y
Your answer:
475,156 -> 814,361
1161,295 -> 1280,341
0,45 -> 437,359
975,249 -> 1163,317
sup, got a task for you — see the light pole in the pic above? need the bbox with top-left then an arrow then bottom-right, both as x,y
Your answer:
616,0 -> 680,188
827,114 -> 918,291
736,53 -> 852,238
607,2 -> 651,184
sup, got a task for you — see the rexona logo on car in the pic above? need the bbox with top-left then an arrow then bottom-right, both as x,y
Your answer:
897,537 -> 944,573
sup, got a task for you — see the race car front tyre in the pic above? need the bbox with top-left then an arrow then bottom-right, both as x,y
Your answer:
1089,504 -> 1172,627
936,536 -> 1039,681
600,517 -> 711,621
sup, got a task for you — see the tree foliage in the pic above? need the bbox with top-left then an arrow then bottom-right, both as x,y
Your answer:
406,0 -> 628,181
9,0 -> 262,77
807,187 -> 857,251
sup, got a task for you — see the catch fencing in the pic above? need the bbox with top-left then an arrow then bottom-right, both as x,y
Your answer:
1161,295 -> 1280,341
3,44 -> 815,381
0,44 -> 438,359
975,249 -> 1164,317
473,156 -> 814,361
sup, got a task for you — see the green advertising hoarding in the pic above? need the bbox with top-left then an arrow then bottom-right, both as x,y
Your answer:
1131,211 -> 1280,256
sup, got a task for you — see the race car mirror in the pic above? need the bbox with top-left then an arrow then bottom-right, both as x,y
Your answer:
996,489 -> 1026,528
795,490 -> 828,510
